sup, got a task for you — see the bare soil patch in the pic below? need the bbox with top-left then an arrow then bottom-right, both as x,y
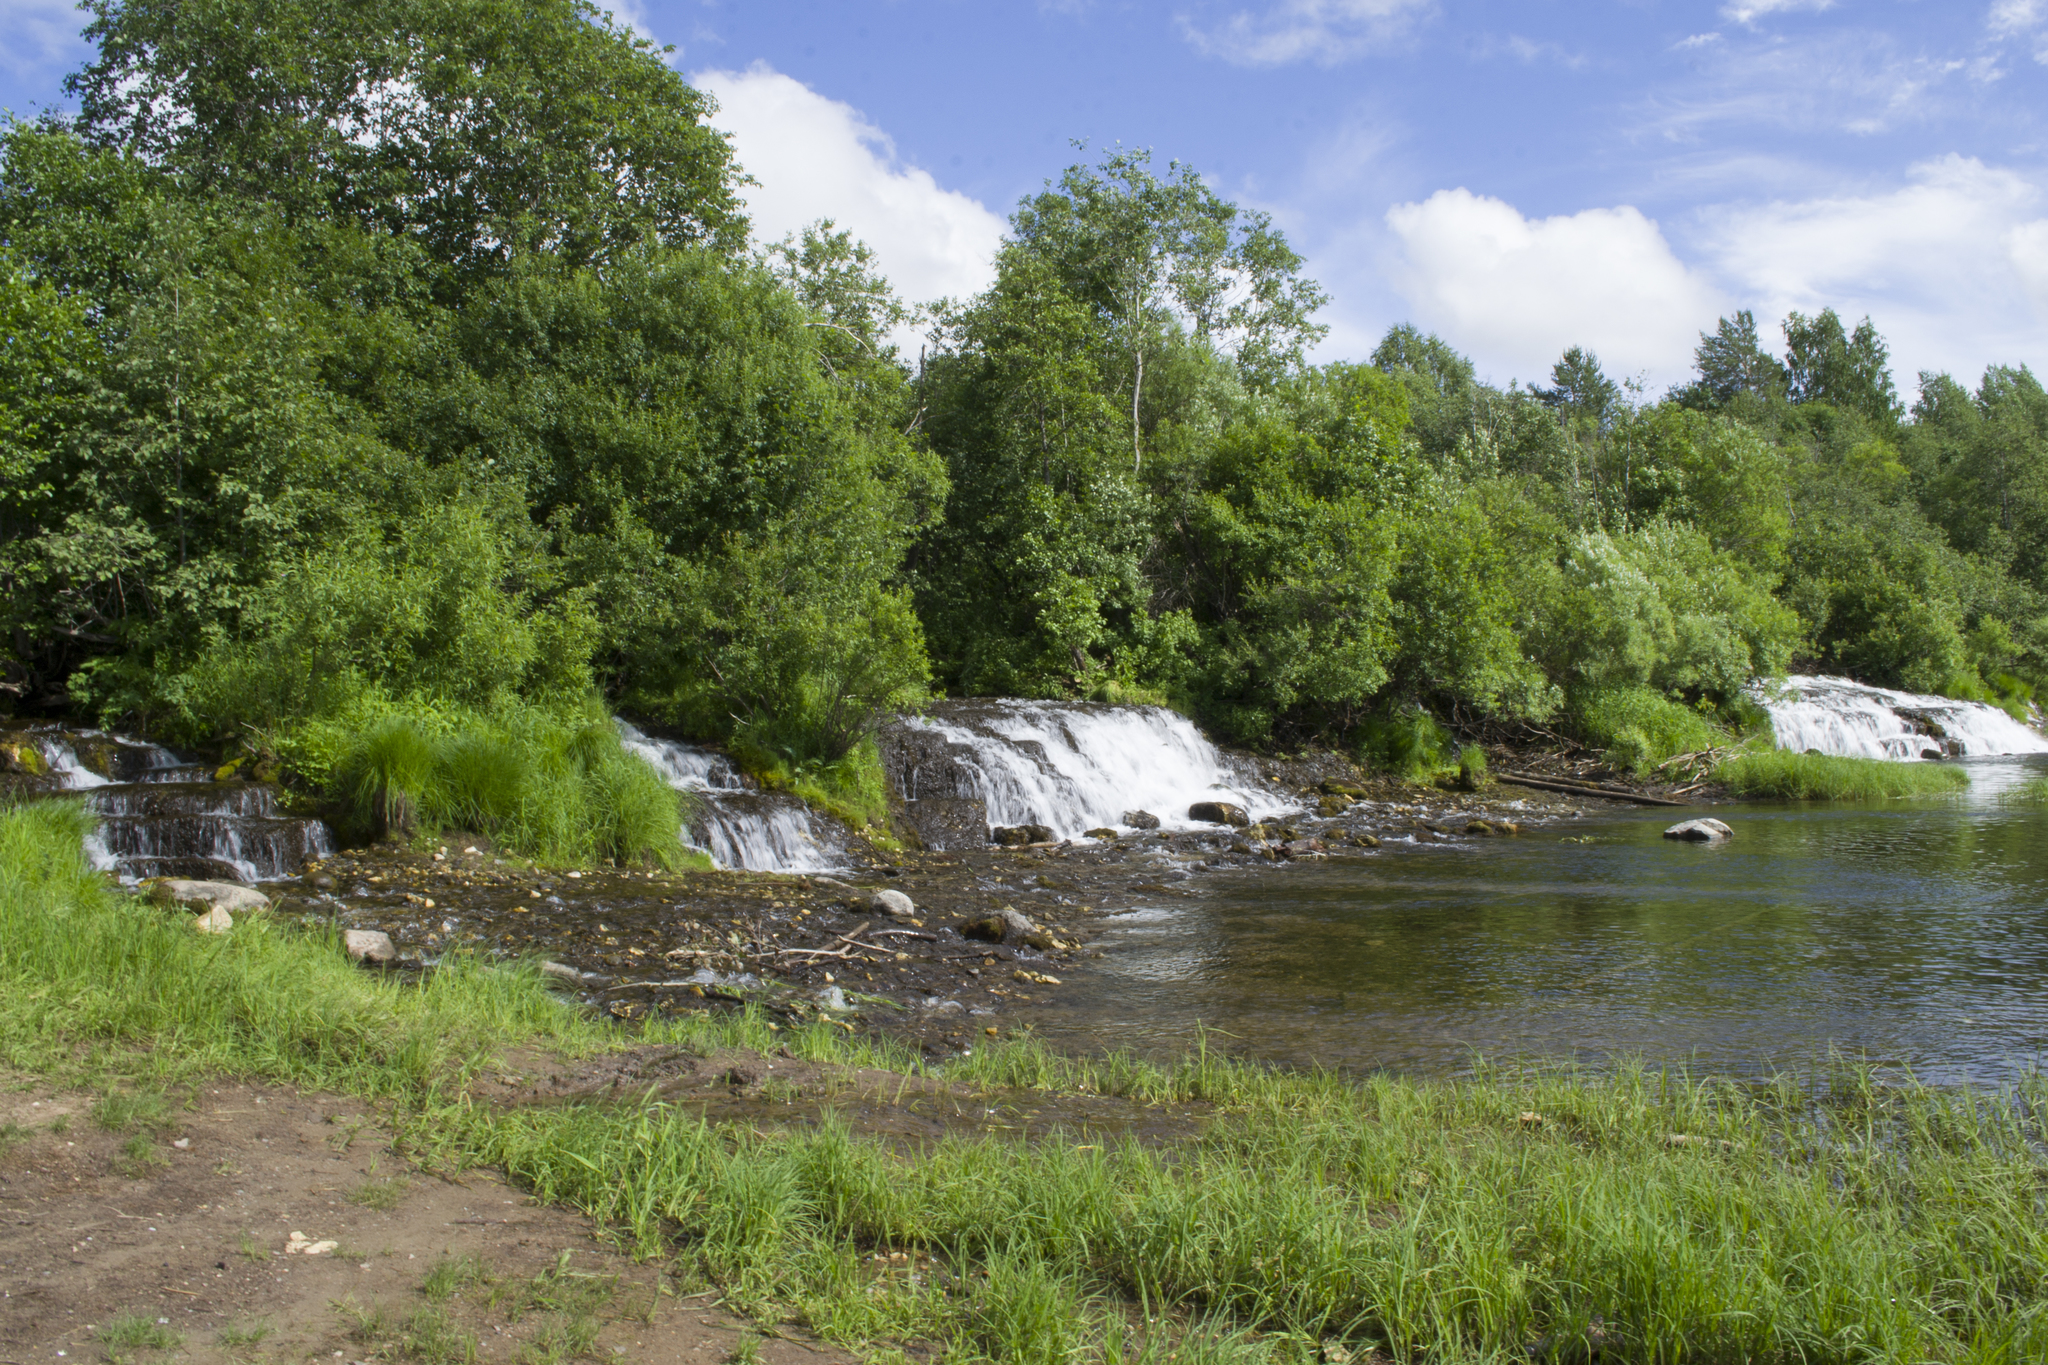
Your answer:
0,1074 -> 856,1365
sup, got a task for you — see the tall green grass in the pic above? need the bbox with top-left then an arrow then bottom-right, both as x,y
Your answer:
10,800 -> 2048,1364
328,705 -> 692,866
1714,747 -> 1970,800
1576,685 -> 1729,774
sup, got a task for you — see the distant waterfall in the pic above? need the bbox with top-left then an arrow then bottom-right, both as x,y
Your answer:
884,700 -> 1286,841
616,722 -> 849,872
1756,675 -> 2048,760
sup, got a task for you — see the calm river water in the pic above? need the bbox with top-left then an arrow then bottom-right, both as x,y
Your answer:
1041,757 -> 2048,1085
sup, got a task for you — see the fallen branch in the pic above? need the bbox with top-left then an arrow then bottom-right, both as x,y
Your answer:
1494,773 -> 1690,807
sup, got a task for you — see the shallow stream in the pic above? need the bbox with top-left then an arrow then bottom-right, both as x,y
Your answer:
1038,758 -> 2048,1085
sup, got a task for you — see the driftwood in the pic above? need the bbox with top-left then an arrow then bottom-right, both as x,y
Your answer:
1494,773 -> 1690,807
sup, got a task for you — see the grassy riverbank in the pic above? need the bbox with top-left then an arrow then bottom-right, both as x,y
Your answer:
6,801 -> 2048,1364
1712,747 -> 1973,801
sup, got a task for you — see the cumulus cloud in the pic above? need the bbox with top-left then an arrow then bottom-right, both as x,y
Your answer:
1696,156 -> 2048,381
1179,0 -> 1434,67
692,64 -> 1006,322
0,0 -> 89,83
1381,190 -> 1725,385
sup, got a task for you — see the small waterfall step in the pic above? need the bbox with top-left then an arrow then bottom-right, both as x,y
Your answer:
880,699 -> 1288,849
1757,675 -> 2048,760
617,721 -> 848,873
7,726 -> 335,883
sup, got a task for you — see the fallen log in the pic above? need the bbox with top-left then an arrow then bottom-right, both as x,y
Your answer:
1494,773 -> 1690,807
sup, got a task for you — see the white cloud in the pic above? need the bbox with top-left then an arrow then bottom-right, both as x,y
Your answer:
1696,156 -> 2048,380
692,64 -> 1006,321
1179,0 -> 1434,67
1381,190 -> 1725,385
0,0 -> 88,84
1988,0 -> 2041,35
1722,0 -> 1834,27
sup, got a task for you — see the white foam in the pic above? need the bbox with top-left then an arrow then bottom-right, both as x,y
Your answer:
897,701 -> 1287,838
615,720 -> 846,872
1758,675 -> 2048,761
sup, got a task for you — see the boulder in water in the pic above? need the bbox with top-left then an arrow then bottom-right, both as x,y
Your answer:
1318,794 -> 1354,817
343,929 -> 397,963
1084,827 -> 1118,840
1319,779 -> 1368,798
1663,818 -> 1733,844
158,879 -> 271,913
1189,801 -> 1250,827
991,824 -> 1054,847
1121,809 -> 1161,830
867,889 -> 917,919
959,906 -> 1055,949
190,906 -> 233,934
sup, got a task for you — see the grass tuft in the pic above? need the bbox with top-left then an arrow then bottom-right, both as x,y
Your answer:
1714,747 -> 1971,800
97,1311 -> 182,1351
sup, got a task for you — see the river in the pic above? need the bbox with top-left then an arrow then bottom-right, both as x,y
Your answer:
1037,756 -> 2048,1084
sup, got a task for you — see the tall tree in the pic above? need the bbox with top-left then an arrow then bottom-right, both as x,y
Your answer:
1783,308 -> 1900,426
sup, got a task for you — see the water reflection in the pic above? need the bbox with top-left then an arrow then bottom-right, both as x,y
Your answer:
1041,757 -> 2048,1084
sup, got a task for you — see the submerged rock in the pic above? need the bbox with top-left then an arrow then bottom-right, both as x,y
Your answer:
1121,809 -> 1161,830
1189,801 -> 1250,827
343,929 -> 397,963
1663,818 -> 1733,844
158,879 -> 271,913
867,888 -> 917,919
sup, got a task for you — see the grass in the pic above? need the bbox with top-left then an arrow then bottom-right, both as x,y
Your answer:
97,1311 -> 182,1351
326,702 -> 694,869
11,798 -> 2048,1363
348,1171 -> 412,1210
1714,746 -> 1972,800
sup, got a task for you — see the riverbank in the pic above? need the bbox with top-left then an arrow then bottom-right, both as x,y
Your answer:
8,799 -> 2048,1364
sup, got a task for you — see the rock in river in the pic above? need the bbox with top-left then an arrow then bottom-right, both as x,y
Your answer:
1663,818 -> 1733,844
1121,809 -> 1161,830
960,906 -> 1056,950
190,906 -> 233,934
867,888 -> 917,919
1189,801 -> 1250,827
158,879 -> 271,913
991,824 -> 1055,847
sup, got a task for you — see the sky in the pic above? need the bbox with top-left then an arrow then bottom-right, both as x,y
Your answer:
4,0 -> 2047,394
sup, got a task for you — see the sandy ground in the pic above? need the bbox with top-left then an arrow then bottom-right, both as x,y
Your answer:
0,1074 -> 858,1365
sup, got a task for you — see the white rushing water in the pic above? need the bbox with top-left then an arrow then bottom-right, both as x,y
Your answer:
894,701 -> 1287,838
1757,675 -> 2048,760
616,721 -> 847,873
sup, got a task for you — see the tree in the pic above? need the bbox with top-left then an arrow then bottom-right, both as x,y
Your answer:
1007,147 -> 1326,470
1783,308 -> 1900,426
1684,310 -> 1786,406
67,0 -> 747,284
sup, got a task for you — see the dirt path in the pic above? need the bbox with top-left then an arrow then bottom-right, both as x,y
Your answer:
0,1076 -> 855,1365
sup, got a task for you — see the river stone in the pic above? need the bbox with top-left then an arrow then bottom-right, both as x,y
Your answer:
343,929 -> 396,964
1663,818 -> 1733,844
1084,827 -> 1118,840
1121,809 -> 1161,830
538,960 -> 582,982
159,879 -> 271,913
959,906 -> 1054,949
867,889 -> 917,919
1320,779 -> 1369,798
991,823 -> 1054,847
1318,794 -> 1354,817
1189,801 -> 1250,827
190,906 -> 233,934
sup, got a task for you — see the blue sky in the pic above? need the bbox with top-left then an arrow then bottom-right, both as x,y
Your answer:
5,0 -> 2047,391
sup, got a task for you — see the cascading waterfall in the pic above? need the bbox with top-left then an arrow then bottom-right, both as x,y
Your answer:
886,700 -> 1286,840
616,721 -> 848,873
1757,675 -> 2048,760
20,728 -> 335,881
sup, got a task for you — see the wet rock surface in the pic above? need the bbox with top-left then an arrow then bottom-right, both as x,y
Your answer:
261,774 -> 1620,1058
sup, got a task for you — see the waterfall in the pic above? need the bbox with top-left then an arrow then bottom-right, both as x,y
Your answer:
885,700 -> 1285,841
16,727 -> 336,882
616,722 -> 848,872
1757,675 -> 2048,760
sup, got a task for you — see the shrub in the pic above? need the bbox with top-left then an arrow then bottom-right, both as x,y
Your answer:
1356,706 -> 1452,778
1575,686 -> 1727,774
